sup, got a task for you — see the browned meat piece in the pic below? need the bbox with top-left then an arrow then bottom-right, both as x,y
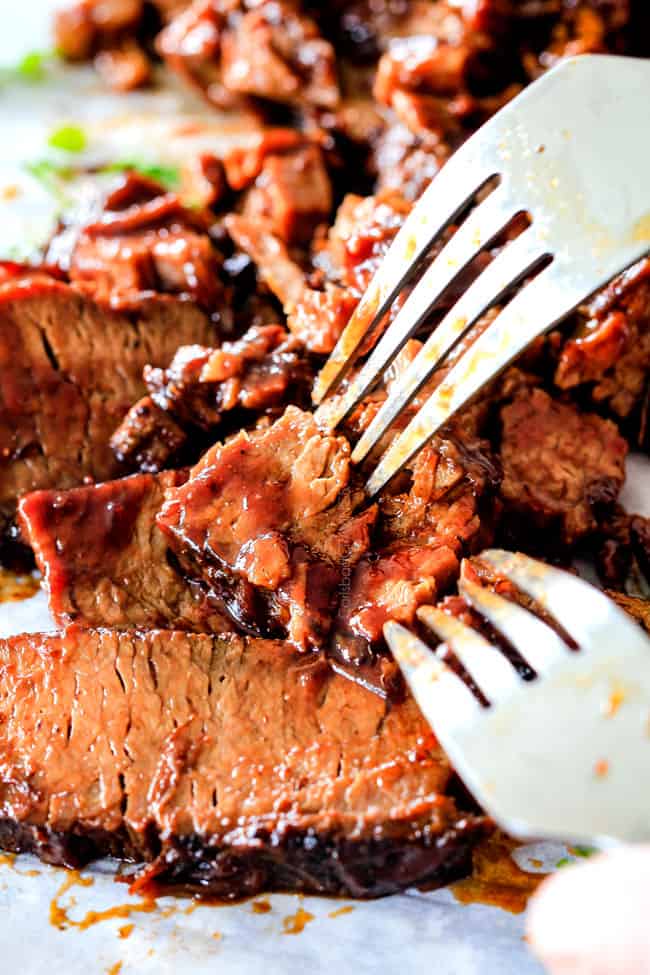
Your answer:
54,0 -> 152,90
499,387 -> 628,546
0,270 -> 214,545
58,174 -> 225,311
335,433 -> 500,653
242,145 -> 332,245
0,626 -> 485,897
19,472 -> 233,632
110,396 -> 189,472
595,507 -> 650,591
555,258 -> 650,444
94,40 -> 151,91
158,405 -> 377,648
111,324 -> 313,473
158,0 -> 339,111
226,189 -> 410,353
606,591 -> 650,633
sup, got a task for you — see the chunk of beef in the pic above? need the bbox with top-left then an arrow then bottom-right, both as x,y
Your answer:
335,433 -> 501,654
0,271 -> 215,546
242,145 -> 332,245
110,397 -> 189,473
19,472 -> 233,632
499,387 -> 627,547
157,405 -> 377,649
226,189 -> 410,353
158,0 -> 339,111
54,0 -> 152,90
554,258 -> 650,445
111,324 -> 313,473
57,174 -> 225,312
0,627 -> 486,897
594,507 -> 650,592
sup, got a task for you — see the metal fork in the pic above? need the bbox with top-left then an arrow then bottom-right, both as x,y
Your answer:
313,55 -> 650,498
384,550 -> 650,846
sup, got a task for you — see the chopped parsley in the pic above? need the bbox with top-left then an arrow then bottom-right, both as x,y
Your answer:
100,160 -> 181,190
0,49 -> 56,85
555,857 -> 571,869
48,125 -> 87,154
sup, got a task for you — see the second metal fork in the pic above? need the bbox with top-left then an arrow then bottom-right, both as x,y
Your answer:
385,550 -> 650,847
313,55 -> 650,497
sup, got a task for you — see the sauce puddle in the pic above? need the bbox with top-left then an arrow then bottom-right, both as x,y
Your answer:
451,833 -> 545,914
282,906 -> 314,934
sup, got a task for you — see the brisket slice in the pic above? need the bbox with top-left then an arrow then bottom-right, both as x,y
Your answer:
18,472 -> 233,633
0,271 -> 214,545
0,626 -> 485,898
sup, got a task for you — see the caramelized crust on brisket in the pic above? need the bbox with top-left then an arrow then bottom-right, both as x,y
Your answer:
0,627 -> 485,898
19,471 -> 233,632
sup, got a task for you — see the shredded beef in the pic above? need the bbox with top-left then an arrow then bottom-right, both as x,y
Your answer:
158,0 -> 339,111
111,324 -> 313,472
499,387 -> 628,547
554,258 -> 650,445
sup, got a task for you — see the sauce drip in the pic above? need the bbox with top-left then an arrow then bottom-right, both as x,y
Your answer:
252,899 -> 271,914
107,964 -> 122,975
451,833 -> 545,914
0,569 -> 39,602
50,869 -> 158,931
328,905 -> 354,919
282,906 -> 314,934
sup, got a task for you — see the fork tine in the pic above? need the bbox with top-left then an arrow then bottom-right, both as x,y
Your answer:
311,140 -> 500,405
351,226 -> 543,463
480,549 -> 650,652
459,574 -> 571,675
383,620 -> 482,731
417,605 -> 523,704
315,186 -> 521,431
365,263 -> 580,497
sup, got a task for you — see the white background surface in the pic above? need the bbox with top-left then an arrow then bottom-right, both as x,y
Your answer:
1,5 -> 649,972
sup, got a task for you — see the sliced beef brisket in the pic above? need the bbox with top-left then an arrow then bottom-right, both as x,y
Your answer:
0,270 -> 215,544
0,626 -> 485,897
18,471 -> 233,632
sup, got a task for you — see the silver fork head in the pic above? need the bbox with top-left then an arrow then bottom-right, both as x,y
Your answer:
385,550 -> 650,846
314,55 -> 650,497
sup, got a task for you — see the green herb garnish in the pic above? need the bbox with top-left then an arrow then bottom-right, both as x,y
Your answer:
17,50 -> 49,80
570,845 -> 597,859
0,49 -> 56,85
101,160 -> 181,190
555,857 -> 571,869
48,125 -> 87,154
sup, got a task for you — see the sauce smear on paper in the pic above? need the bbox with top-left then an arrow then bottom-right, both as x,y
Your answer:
451,833 -> 545,914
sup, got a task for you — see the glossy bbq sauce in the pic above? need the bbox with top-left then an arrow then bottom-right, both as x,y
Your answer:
451,833 -> 545,914
0,569 -> 39,602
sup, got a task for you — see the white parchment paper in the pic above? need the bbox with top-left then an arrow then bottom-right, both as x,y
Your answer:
1,7 -> 649,971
